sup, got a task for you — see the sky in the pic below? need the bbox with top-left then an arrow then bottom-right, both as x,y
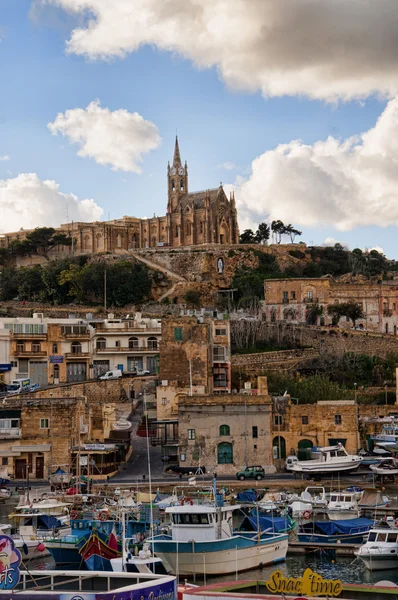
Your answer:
2,1 -> 398,256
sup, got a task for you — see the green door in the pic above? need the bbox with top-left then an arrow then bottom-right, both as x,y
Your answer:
217,442 -> 233,464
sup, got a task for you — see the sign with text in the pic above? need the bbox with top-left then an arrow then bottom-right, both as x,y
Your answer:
265,568 -> 342,598
50,356 -> 64,364
0,535 -> 22,590
96,579 -> 176,600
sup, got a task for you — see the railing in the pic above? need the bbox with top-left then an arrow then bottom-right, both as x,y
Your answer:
96,324 -> 161,333
96,345 -> 159,352
14,350 -> 46,357
11,333 -> 47,339
65,352 -> 90,358
62,332 -> 90,339
0,428 -> 20,438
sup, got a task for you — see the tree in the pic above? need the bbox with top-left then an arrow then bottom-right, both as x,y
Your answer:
25,228 -> 72,260
305,303 -> 323,325
328,301 -> 365,328
183,290 -> 202,308
284,224 -> 302,243
255,222 -> 270,244
17,266 -> 46,301
271,220 -> 285,244
239,229 -> 257,244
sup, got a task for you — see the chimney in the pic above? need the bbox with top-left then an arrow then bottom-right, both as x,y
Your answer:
257,376 -> 268,396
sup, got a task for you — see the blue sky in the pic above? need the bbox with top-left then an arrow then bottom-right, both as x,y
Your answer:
1,1 -> 398,256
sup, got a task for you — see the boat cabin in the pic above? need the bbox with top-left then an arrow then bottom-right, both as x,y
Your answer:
165,504 -> 237,542
365,528 -> 398,544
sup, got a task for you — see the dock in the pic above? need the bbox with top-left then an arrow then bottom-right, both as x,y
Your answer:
288,540 -> 360,556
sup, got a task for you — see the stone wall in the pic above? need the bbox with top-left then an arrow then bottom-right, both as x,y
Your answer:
232,348 -> 318,374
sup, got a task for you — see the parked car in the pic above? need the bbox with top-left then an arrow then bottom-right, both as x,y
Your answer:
135,368 -> 150,376
236,466 -> 265,480
99,369 -> 122,380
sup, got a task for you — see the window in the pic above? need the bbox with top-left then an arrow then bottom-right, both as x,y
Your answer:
40,419 -> 49,429
200,221 -> 203,234
171,179 -> 175,191
147,337 -> 158,350
52,343 -> 58,354
215,328 -> 227,336
115,340 -> 121,348
53,364 -> 59,379
274,415 -> 283,426
96,337 -> 106,350
291,291 -> 296,300
252,426 -> 258,439
213,346 -> 227,362
219,424 -> 230,436
116,234 -> 122,248
175,226 -> 179,238
174,327 -> 183,341
282,291 -> 288,303
70,341 -> 82,354
188,429 -> 196,440
335,415 -> 342,425
161,398 -> 167,405
1,458 -> 7,466
253,444 -> 257,450
129,337 -> 139,349
16,342 -> 24,352
213,369 -> 228,388
307,290 -> 313,301
180,179 -> 184,191
302,415 -> 309,425
32,342 -> 41,353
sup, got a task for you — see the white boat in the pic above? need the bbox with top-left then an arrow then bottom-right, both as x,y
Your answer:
9,498 -> 72,538
149,500 -> 288,576
289,444 -> 362,475
358,488 -> 390,509
111,542 -> 168,575
356,526 -> 398,570
327,491 -> 360,520
370,458 -> 398,477
371,423 -> 398,447
288,486 -> 327,518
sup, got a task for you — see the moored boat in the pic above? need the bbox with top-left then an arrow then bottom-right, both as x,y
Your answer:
289,444 -> 362,475
356,525 -> 398,570
149,500 -> 288,576
298,517 -> 374,544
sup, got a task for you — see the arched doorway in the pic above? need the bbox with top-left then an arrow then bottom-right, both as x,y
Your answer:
298,439 -> 313,461
217,442 -> 233,464
272,436 -> 286,460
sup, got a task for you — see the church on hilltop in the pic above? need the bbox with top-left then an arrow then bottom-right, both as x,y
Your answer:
0,137 -> 239,254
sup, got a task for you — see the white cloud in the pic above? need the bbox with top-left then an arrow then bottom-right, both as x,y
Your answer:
0,155 -> 10,161
229,98 -> 398,232
48,100 -> 161,172
46,0 -> 398,102
218,161 -> 237,171
0,173 -> 103,233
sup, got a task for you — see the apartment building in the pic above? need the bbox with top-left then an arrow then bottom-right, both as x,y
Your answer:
0,315 -> 93,386
90,314 -> 161,377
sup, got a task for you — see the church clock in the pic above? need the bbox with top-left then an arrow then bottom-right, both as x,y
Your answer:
178,167 -> 184,175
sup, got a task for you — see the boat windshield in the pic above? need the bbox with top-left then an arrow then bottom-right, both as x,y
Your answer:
172,513 -> 210,525
368,532 -> 377,541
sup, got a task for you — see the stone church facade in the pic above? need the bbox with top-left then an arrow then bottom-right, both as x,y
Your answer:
0,138 -> 239,255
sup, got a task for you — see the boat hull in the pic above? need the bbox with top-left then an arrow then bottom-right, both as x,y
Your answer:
298,532 -> 366,544
357,552 -> 398,570
150,534 -> 288,576
291,462 -> 361,474
46,541 -> 82,566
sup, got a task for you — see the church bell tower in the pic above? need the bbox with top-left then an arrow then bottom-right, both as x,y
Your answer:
167,136 -> 188,212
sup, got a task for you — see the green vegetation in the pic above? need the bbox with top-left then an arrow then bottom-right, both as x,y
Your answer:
232,251 -> 282,305
0,257 -> 153,306
239,222 -> 270,244
183,290 -> 202,308
0,227 -> 72,264
266,373 -> 354,403
327,301 -> 365,327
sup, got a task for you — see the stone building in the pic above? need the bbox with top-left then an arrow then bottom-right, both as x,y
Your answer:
178,377 -> 273,475
0,137 -> 239,255
156,316 -> 231,422
264,277 -> 398,334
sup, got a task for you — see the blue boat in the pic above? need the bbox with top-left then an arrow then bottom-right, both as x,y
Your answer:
298,518 -> 374,544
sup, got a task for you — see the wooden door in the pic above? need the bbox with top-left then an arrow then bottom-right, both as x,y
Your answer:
15,459 -> 26,479
35,456 -> 44,479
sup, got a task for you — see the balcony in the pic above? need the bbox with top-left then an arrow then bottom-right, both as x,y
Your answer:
0,428 -> 20,439
282,298 -> 289,304
65,352 -> 90,359
13,350 -> 47,357
11,333 -> 47,340
62,332 -> 90,339
304,297 -> 319,304
96,324 -> 161,334
96,345 -> 159,353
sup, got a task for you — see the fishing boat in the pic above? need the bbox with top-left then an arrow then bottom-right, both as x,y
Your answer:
240,510 -> 296,534
78,527 -> 122,571
289,444 -> 363,476
288,486 -> 327,518
9,498 -> 71,538
356,525 -> 398,570
327,491 -> 360,520
149,487 -> 288,576
358,488 -> 390,510
298,518 -> 374,544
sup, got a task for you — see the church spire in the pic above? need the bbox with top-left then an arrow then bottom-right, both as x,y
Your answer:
173,135 -> 181,167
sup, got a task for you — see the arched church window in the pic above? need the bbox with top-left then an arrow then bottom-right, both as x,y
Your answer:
186,222 -> 190,235
200,221 -> 203,234
175,226 -> 179,238
172,179 -> 175,191
180,179 -> 184,191
116,234 -> 122,248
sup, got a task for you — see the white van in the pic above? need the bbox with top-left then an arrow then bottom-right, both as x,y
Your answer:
99,370 -> 122,380
10,378 -> 31,394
